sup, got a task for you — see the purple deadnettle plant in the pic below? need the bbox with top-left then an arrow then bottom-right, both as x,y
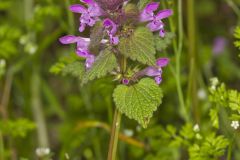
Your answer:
59,0 -> 173,159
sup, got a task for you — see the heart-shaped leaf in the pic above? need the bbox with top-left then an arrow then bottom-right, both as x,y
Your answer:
113,78 -> 163,128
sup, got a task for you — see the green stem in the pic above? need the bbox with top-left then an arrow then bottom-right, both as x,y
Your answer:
175,0 -> 189,121
226,0 -> 240,23
31,71 -> 49,147
0,131 -> 4,160
107,109 -> 122,160
187,0 -> 199,122
107,56 -> 126,160
227,132 -> 236,160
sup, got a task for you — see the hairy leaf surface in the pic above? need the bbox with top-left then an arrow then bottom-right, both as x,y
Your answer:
113,78 -> 163,128
118,27 -> 156,65
82,48 -> 118,85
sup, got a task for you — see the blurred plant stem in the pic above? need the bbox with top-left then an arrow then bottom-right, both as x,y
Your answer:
0,131 -> 4,160
107,56 -> 126,160
226,0 -> 240,23
0,68 -> 14,159
187,0 -> 199,123
24,0 -> 49,148
176,0 -> 189,122
0,69 -> 13,120
107,109 -> 122,160
31,71 -> 49,147
65,0 -> 75,34
167,0 -> 189,122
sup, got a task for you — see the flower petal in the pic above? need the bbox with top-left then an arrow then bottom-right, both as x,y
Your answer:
85,55 -> 95,69
156,9 -> 173,20
110,36 -> 119,45
77,37 -> 91,51
156,58 -> 169,67
142,66 -> 161,77
159,29 -> 165,37
76,50 -> 90,58
69,4 -> 87,13
79,23 -> 86,32
155,76 -> 162,84
103,18 -> 117,35
146,21 -> 164,32
88,2 -> 103,16
59,35 -> 79,44
145,2 -> 159,13
139,2 -> 159,22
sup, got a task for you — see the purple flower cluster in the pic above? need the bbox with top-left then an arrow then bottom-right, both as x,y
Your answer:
70,0 -> 103,32
59,0 -> 172,85
140,2 -> 173,37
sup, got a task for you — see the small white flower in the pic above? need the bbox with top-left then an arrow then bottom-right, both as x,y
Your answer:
210,77 -> 219,91
36,147 -> 50,157
198,89 -> 207,100
123,129 -> 134,137
193,124 -> 200,132
231,121 -> 239,130
210,77 -> 219,86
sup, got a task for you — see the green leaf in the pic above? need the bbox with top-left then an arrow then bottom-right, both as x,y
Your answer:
62,61 -> 85,79
118,27 -> 156,65
113,78 -> 163,128
81,48 -> 118,85
209,108 -> 219,129
0,119 -> 35,138
189,134 -> 229,160
155,32 -> 175,51
228,90 -> 240,111
179,123 -> 195,140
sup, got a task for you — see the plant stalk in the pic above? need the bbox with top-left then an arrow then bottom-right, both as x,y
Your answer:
107,56 -> 126,160
0,131 -> 4,160
175,0 -> 189,121
107,109 -> 122,160
187,0 -> 199,122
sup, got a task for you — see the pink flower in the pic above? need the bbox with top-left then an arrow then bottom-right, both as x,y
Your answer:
69,0 -> 103,32
140,2 -> 173,37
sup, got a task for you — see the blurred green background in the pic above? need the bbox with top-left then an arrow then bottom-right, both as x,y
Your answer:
0,0 -> 240,159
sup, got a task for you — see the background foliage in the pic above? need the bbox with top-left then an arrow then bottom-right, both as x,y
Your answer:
0,0 -> 240,159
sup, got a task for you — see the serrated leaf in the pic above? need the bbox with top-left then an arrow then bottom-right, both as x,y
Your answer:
118,27 -> 156,65
81,48 -> 118,85
209,108 -> 219,129
62,61 -> 85,79
155,32 -> 175,51
113,78 -> 163,128
228,90 -> 240,111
